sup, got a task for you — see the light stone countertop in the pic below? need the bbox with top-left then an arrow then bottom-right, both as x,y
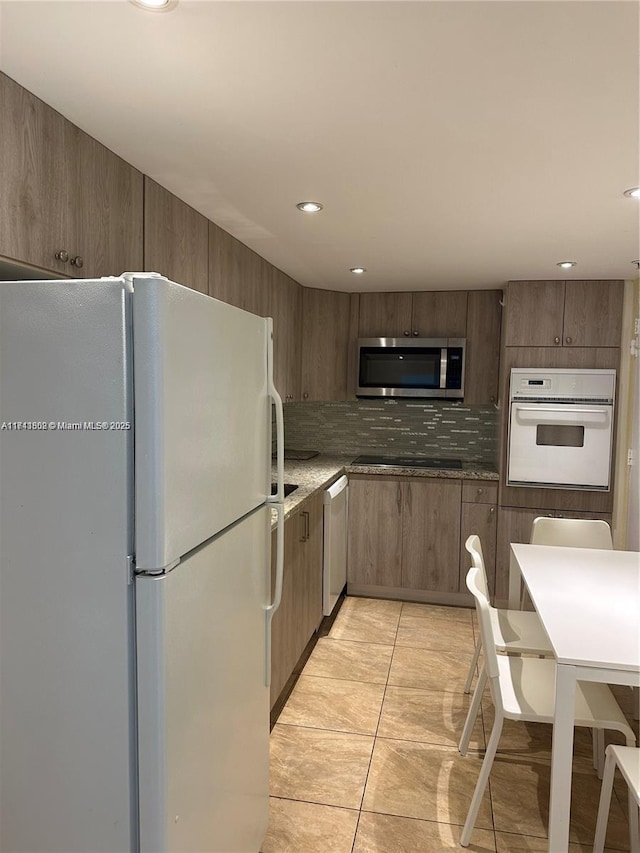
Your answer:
269,454 -> 498,529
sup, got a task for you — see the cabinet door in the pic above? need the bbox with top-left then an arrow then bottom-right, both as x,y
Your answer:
563,280 -> 624,347
270,521 -> 299,708
144,178 -> 209,294
270,268 -> 302,401
299,493 -> 323,643
505,282 -> 564,347
347,477 -> 402,587
401,479 -> 462,592
464,290 -> 502,405
70,125 -> 143,278
460,501 -> 497,597
300,288 -> 351,401
411,291 -> 468,337
0,73 -> 70,275
208,222 -> 268,316
358,292 -> 413,338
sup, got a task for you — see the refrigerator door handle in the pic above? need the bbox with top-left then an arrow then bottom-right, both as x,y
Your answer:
264,501 -> 284,686
266,318 -> 285,504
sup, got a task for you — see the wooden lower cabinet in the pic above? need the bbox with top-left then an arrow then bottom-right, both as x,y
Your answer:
495,506 -> 613,604
270,493 -> 323,709
347,477 -> 403,587
402,479 -> 462,592
459,500 -> 497,597
347,475 -> 472,601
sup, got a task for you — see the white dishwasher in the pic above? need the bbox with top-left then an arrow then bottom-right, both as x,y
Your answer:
323,475 -> 348,616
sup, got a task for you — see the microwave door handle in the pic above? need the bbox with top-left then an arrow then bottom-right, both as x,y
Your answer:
440,348 -> 447,389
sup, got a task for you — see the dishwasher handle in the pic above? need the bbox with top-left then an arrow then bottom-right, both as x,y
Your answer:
324,475 -> 348,503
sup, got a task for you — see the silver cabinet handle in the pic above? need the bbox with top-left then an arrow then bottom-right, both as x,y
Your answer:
403,330 -> 410,336
554,336 -> 561,345
565,336 -> 572,345
55,249 -> 69,263
300,511 -> 310,542
70,255 -> 84,269
489,506 -> 495,515
412,330 -> 419,336
303,392 -> 309,400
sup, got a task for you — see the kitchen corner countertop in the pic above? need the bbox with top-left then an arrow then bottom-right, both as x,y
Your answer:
270,454 -> 498,529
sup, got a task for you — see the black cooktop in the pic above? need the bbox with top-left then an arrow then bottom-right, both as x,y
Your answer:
352,455 -> 463,470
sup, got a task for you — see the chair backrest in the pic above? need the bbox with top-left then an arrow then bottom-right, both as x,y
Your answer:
465,563 -> 500,683
530,517 -> 613,550
464,534 -> 490,601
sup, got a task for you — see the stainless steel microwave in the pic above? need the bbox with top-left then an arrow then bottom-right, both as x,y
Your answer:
356,338 -> 466,399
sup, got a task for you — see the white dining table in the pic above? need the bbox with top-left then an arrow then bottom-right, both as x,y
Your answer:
509,542 -> 640,853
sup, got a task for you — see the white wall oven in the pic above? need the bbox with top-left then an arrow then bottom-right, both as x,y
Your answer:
507,368 -> 616,491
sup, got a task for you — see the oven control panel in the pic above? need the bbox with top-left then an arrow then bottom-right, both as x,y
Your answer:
510,368 -> 615,403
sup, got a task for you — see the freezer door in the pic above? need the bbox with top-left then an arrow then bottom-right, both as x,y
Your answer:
132,275 -> 270,571
136,506 -> 270,853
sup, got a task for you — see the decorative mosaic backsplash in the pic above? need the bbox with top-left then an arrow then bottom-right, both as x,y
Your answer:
283,399 -> 499,465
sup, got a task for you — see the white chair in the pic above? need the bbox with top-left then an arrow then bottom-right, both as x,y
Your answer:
593,745 -> 640,853
460,562 -> 635,848
459,535 -> 553,755
530,516 -> 614,777
530,516 -> 613,550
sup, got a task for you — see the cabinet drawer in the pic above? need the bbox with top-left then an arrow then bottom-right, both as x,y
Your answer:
462,480 -> 498,504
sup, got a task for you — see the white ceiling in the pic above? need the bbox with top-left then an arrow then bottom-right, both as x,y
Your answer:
1,0 -> 638,292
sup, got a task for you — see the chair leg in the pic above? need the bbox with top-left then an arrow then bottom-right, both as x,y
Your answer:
464,636 -> 481,695
460,709 -> 503,847
593,747 -> 617,853
459,666 -> 487,757
597,729 -> 605,779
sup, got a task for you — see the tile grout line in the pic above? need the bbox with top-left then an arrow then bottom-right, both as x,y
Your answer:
350,602 -> 404,853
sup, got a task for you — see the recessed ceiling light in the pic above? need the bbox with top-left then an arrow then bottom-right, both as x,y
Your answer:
130,0 -> 177,11
296,201 -> 323,213
556,261 -> 577,269
623,187 -> 640,198
350,267 -> 367,275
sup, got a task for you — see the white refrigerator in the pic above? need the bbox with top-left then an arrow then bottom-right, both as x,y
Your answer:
0,273 -> 285,853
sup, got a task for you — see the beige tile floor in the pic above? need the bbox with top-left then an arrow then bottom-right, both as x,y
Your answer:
263,596 -> 634,852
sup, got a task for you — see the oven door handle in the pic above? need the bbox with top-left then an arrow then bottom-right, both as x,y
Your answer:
513,405 -> 610,422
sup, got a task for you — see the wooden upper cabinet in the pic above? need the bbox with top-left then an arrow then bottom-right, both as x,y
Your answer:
270,267 -> 302,402
0,73 -> 142,278
505,280 -> 623,349
144,178 -> 208,294
505,281 -> 565,347
563,280 -> 624,347
464,290 -> 502,405
69,125 -> 143,278
208,221 -> 269,316
0,73 -> 69,274
300,288 -> 351,401
358,292 -> 413,337
411,291 -> 468,337
359,290 -> 469,339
